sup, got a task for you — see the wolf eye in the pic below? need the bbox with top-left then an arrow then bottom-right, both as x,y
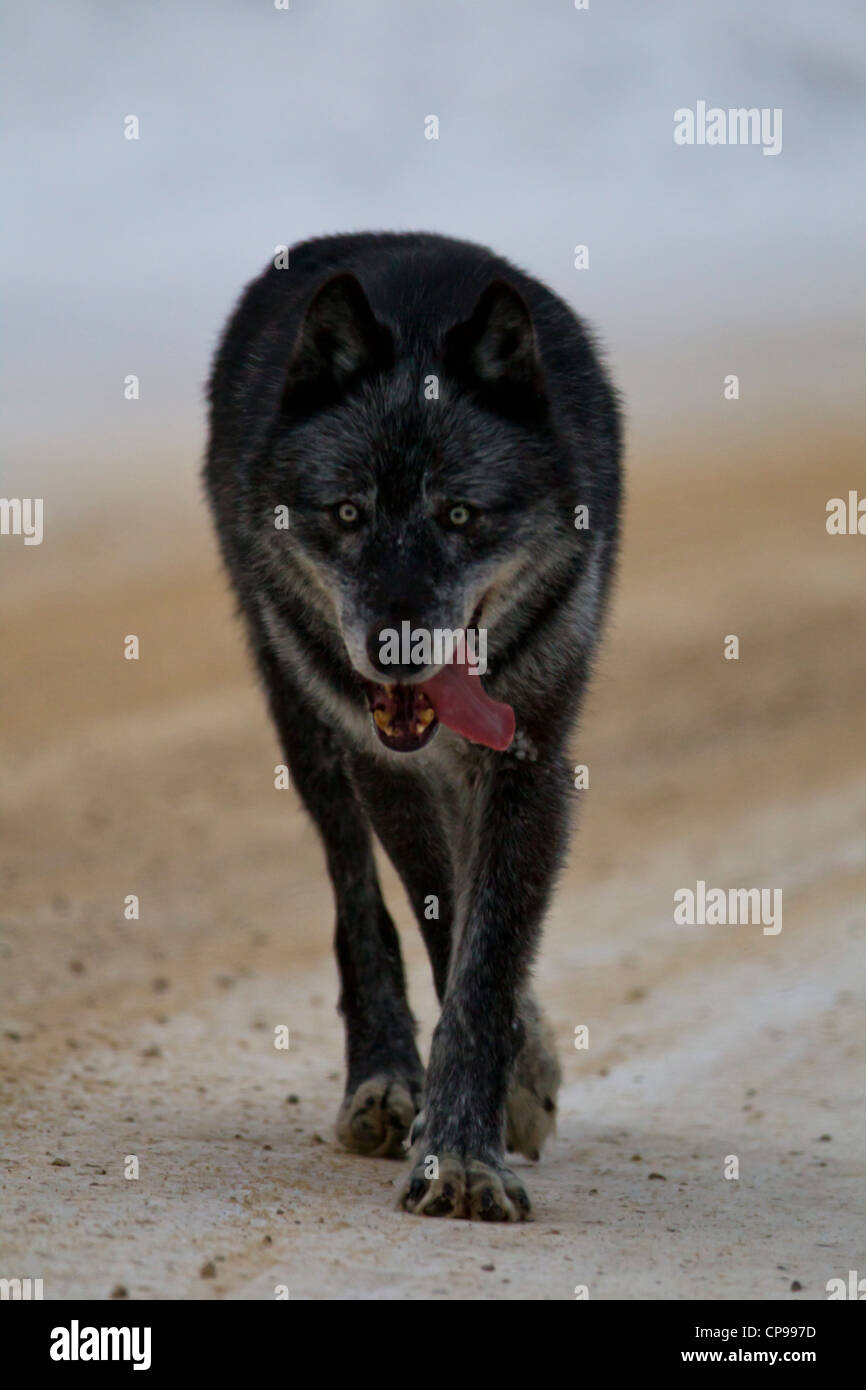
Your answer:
446,503 -> 473,528
335,501 -> 361,527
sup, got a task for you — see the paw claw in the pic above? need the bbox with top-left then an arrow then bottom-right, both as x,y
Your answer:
398,1151 -> 531,1222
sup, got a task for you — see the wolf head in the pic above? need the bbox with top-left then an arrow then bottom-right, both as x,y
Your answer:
255,271 -> 582,701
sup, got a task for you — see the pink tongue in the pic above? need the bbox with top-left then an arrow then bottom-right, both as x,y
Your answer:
423,662 -> 515,751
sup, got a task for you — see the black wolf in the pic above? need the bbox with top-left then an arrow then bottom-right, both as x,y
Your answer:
204,232 -> 621,1220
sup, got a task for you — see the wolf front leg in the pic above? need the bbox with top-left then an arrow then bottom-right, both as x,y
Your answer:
255,642 -> 425,1158
399,755 -> 570,1220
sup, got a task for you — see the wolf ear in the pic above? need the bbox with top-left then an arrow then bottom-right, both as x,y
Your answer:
284,273 -> 393,407
444,280 -> 545,407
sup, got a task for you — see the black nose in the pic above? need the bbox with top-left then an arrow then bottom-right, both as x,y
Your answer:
366,618 -> 432,681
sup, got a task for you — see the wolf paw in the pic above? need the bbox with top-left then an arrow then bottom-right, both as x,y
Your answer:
335,1075 -> 422,1158
398,1151 -> 531,1221
506,1000 -> 562,1161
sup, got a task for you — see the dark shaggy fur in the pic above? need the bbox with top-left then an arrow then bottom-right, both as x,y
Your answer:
204,231 -> 621,1220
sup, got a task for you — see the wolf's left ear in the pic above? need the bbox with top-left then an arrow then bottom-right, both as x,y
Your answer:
444,280 -> 545,407
284,273 -> 393,407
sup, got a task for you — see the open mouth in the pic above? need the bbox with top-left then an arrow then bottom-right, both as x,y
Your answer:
360,603 -> 516,754
362,662 -> 516,755
363,682 -> 439,752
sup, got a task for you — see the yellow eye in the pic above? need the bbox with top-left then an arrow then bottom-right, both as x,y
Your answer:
336,502 -> 359,526
448,504 -> 472,527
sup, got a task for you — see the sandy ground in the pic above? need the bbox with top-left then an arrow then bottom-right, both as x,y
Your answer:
1,426 -> 864,1300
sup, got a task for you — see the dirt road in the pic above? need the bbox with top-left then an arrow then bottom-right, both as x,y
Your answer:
2,426 -> 864,1299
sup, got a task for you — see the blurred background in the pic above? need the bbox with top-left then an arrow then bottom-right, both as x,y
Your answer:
1,0 -> 864,1300
3,0 -> 865,515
